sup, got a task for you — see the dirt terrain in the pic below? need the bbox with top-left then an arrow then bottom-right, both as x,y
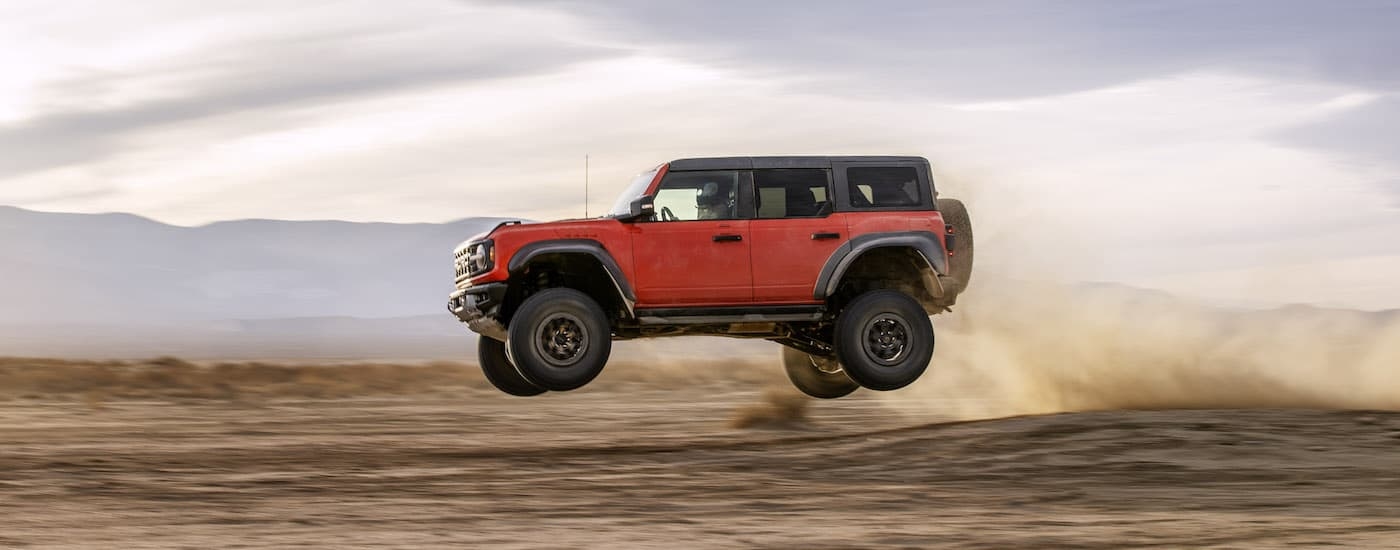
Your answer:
3,360 -> 1400,549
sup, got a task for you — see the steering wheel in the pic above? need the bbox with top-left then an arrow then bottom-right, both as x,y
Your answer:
659,206 -> 678,222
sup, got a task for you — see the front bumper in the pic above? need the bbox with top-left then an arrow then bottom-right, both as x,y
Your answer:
447,282 -> 509,341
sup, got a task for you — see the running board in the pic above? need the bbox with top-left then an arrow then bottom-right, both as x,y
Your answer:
635,305 -> 824,326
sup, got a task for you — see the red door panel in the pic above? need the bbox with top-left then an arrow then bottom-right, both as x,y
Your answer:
629,220 -> 752,306
749,215 -> 847,303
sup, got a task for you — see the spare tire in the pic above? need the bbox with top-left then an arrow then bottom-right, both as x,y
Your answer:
936,198 -> 974,294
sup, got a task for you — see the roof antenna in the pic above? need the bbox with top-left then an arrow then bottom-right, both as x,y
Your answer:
584,154 -> 590,218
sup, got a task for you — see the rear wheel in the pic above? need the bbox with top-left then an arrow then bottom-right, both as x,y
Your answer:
834,290 -> 934,391
477,336 -> 545,397
507,288 -> 612,391
937,198 -> 974,294
782,347 -> 859,399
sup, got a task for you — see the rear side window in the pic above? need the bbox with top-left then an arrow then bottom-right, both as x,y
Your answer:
754,169 -> 830,218
846,166 -> 920,208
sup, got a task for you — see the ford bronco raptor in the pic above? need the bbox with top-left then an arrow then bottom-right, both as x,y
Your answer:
449,156 -> 973,398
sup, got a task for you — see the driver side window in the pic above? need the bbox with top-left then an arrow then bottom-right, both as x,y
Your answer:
650,170 -> 741,221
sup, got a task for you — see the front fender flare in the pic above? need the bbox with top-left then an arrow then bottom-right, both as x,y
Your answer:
506,239 -> 637,314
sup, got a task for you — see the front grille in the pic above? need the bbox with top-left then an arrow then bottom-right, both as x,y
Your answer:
454,248 -> 470,278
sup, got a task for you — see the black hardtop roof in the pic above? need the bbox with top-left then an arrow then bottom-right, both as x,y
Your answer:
668,155 -> 929,171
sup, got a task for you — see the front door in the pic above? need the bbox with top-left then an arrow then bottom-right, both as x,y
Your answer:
629,170 -> 753,306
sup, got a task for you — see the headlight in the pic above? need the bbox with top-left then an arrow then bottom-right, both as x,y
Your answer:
465,240 -> 495,276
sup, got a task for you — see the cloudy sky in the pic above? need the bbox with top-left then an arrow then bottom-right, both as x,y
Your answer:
2,0 -> 1398,309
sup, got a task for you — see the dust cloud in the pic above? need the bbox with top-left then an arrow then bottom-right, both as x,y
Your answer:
888,277 -> 1400,419
728,387 -> 810,429
869,171 -> 1400,420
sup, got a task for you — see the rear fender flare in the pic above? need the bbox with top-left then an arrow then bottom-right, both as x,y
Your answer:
813,231 -> 949,300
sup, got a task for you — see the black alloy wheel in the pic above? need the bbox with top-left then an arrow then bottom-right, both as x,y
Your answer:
507,287 -> 612,391
834,290 -> 934,391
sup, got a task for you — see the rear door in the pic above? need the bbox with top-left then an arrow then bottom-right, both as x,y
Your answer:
748,168 -> 846,303
629,170 -> 754,306
833,160 -> 935,236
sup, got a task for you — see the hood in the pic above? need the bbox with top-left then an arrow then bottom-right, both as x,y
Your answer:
454,217 -> 624,255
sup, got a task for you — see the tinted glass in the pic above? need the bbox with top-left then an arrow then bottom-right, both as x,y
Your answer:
754,169 -> 830,218
651,170 -> 740,221
846,166 -> 920,208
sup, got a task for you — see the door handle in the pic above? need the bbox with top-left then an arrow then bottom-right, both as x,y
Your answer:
712,234 -> 743,242
811,232 -> 841,240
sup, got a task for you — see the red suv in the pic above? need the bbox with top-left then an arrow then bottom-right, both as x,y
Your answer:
449,156 -> 973,398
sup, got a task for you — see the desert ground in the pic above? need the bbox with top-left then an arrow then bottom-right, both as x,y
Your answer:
3,356 -> 1400,549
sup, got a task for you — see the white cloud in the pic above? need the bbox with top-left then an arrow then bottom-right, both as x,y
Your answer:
0,1 -> 1397,308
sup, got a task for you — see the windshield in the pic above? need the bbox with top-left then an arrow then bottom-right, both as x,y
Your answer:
606,167 -> 661,217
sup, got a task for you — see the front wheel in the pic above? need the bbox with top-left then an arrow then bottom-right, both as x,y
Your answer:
782,347 -> 859,399
477,336 -> 545,397
834,290 -> 934,391
507,288 -> 612,391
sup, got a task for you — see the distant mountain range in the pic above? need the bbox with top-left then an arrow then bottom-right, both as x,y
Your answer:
0,206 -> 518,359
0,205 -> 511,324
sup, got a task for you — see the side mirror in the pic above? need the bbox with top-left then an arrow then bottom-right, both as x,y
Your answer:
622,195 -> 655,221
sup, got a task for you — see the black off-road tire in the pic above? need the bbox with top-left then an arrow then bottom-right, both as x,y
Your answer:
477,336 -> 546,397
937,198 -> 974,294
834,290 -> 934,391
507,288 -> 612,391
782,347 -> 859,399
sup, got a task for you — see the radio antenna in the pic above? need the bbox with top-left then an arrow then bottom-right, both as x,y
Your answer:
584,154 -> 590,218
